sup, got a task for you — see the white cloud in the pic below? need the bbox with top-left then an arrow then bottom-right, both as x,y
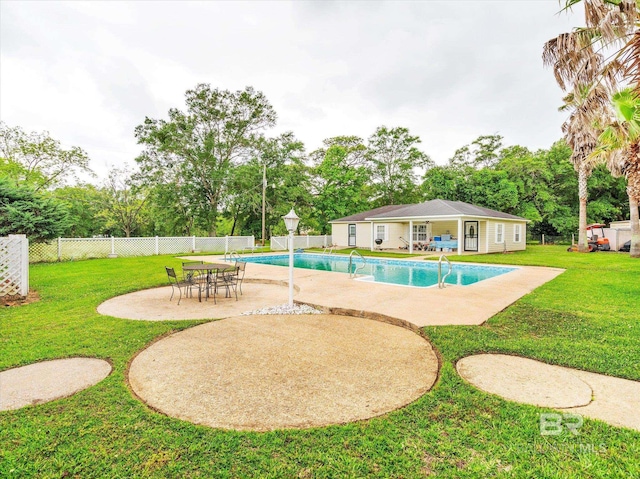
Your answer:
1,0 -> 583,180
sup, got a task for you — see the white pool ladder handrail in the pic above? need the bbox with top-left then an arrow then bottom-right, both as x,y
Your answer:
323,244 -> 335,255
438,254 -> 452,288
349,250 -> 367,278
224,250 -> 241,262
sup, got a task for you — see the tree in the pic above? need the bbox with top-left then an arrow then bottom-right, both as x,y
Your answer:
135,84 -> 277,236
592,88 -> 640,257
449,134 -> 503,169
98,167 -> 148,237
308,136 -> 371,232
367,126 -> 433,205
553,0 -> 640,255
560,85 -> 611,251
0,178 -> 70,242
421,165 -> 518,214
0,122 -> 92,191
222,132 -> 310,237
544,20 -> 613,252
53,184 -> 108,237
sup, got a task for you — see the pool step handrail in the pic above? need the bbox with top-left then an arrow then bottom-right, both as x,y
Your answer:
438,254 -> 452,288
224,250 -> 241,262
322,244 -> 335,255
349,250 -> 367,278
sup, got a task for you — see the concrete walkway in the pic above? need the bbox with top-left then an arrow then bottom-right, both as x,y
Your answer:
128,314 -> 439,431
0,358 -> 112,411
457,354 -> 640,432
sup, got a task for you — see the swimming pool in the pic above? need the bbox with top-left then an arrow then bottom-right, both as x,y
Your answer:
240,253 -> 517,288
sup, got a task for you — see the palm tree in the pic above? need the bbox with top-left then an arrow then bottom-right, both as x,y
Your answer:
559,85 -> 612,251
554,0 -> 639,256
592,88 -> 640,257
544,28 -> 613,252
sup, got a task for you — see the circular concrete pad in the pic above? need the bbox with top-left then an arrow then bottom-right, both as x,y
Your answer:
0,358 -> 112,411
97,282 -> 290,321
457,354 -> 592,408
129,314 -> 438,431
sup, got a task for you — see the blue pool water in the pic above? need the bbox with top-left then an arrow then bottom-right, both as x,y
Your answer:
241,253 -> 516,288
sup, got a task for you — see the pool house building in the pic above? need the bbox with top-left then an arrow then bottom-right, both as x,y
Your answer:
330,199 -> 528,255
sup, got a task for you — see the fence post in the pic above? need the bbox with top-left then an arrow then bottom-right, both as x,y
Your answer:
192,235 -> 196,252
251,235 -> 255,248
306,236 -> 310,248
324,234 -> 328,247
20,235 -> 28,296
542,234 -> 545,245
8,235 -> 29,296
106,236 -> 118,258
225,236 -> 229,254
155,236 -> 159,255
57,237 -> 62,262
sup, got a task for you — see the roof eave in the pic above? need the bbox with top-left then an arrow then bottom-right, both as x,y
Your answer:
364,214 -> 529,222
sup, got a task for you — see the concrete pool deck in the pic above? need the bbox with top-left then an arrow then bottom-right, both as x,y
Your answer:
175,255 -> 564,327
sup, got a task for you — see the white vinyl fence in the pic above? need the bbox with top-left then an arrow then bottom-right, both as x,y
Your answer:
0,234 -> 29,297
28,235 -> 255,263
270,235 -> 332,251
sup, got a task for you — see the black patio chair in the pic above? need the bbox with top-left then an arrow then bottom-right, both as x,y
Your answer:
165,266 -> 201,304
231,261 -> 246,295
202,268 -> 223,304
220,265 -> 240,301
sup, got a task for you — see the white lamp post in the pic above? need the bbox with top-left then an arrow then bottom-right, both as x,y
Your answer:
282,208 -> 300,307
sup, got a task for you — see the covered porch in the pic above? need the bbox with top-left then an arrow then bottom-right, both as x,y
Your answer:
369,218 -> 486,255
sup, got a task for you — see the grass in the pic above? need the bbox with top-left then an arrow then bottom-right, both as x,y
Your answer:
1,246 -> 639,478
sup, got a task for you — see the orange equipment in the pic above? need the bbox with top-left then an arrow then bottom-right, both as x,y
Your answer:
567,224 -> 611,252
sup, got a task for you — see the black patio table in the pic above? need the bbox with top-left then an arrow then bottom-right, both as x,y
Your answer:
182,262 -> 234,301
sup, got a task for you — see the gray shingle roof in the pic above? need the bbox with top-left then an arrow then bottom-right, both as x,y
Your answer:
330,204 -> 409,222
368,199 -> 525,220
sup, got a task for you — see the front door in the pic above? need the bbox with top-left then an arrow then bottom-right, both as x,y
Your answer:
348,224 -> 356,247
464,221 -> 479,252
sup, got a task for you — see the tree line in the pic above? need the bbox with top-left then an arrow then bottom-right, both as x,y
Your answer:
0,83 -> 630,243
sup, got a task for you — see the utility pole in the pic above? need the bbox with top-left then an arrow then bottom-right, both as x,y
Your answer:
261,163 -> 266,246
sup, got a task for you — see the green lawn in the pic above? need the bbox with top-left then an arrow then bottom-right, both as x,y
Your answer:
1,246 -> 638,478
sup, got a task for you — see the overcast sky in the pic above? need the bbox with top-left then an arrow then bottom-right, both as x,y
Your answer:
1,0 -> 584,181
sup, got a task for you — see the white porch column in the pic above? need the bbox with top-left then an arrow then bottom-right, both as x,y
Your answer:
370,222 -> 374,251
457,218 -> 463,255
409,220 -> 413,254
486,222 -> 490,253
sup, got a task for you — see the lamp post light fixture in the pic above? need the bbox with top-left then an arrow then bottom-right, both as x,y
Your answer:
282,208 -> 300,307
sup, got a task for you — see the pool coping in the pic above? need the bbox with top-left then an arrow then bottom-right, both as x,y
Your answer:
181,254 -> 565,327
239,253 -> 518,289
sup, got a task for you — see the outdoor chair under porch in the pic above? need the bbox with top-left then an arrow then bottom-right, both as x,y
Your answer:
165,266 -> 203,304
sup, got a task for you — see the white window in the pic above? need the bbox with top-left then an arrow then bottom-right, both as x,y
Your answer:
412,224 -> 428,241
495,223 -> 504,244
514,224 -> 522,243
376,225 -> 388,241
